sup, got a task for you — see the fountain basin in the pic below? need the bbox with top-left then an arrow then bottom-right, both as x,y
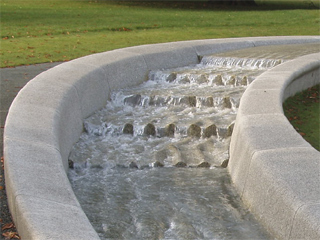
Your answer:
3,36 -> 320,239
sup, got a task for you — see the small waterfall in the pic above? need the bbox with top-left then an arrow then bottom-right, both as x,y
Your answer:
67,43 -> 320,240
79,53 -> 282,169
201,56 -> 283,69
69,54 -> 285,240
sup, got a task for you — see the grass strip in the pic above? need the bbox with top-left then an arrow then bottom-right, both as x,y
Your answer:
1,0 -> 319,67
283,84 -> 320,151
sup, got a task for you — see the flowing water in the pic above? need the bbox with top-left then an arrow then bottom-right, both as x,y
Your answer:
68,43 -> 319,239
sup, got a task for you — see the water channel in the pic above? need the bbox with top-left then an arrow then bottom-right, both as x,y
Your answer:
68,43 -> 319,239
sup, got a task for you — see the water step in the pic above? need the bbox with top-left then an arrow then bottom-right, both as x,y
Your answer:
149,68 -> 263,86
111,85 -> 244,108
147,56 -> 282,87
83,105 -> 237,138
200,56 -> 283,69
113,92 -> 242,109
151,137 -> 230,168
69,135 -> 231,170
84,118 -> 235,140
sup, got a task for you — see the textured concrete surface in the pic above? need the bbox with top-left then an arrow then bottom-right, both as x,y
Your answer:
3,36 -> 320,239
0,63 -> 62,153
229,52 -> 320,239
0,63 -> 61,239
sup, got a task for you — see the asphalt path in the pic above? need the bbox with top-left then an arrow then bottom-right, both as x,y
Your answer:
0,62 -> 62,239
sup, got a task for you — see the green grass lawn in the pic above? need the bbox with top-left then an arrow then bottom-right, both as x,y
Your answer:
1,0 -> 319,67
283,85 -> 320,151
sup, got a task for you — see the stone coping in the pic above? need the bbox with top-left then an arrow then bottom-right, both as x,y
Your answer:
3,36 -> 320,239
229,52 -> 320,239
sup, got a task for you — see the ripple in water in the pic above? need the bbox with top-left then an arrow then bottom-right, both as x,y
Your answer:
69,167 -> 270,239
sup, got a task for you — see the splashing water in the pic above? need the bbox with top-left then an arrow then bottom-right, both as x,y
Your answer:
68,43 -> 319,239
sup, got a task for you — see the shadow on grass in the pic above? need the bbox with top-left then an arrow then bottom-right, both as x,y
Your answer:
97,0 -> 319,11
283,84 -> 320,151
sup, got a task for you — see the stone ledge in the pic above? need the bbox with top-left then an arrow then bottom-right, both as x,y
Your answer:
229,51 -> 320,239
4,36 -> 320,239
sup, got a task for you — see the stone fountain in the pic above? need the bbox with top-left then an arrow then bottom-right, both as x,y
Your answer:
3,36 -> 320,239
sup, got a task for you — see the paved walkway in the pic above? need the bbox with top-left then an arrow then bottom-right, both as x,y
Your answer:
0,62 -> 61,239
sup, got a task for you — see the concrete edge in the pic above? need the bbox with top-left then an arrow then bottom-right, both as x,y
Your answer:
3,36 -> 320,239
228,52 -> 320,239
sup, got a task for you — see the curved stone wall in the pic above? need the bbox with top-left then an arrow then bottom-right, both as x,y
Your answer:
228,52 -> 320,239
3,36 -> 319,239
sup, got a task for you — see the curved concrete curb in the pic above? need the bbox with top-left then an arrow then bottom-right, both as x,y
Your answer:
229,53 -> 320,239
3,36 -> 319,239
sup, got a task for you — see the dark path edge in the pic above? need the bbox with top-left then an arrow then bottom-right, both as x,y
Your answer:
0,62 -> 62,239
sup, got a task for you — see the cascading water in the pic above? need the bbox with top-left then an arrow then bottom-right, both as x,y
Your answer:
68,43 -> 319,239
